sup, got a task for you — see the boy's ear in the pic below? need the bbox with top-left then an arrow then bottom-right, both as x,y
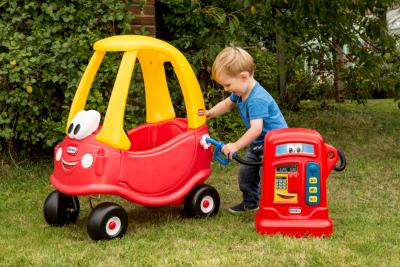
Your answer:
239,72 -> 250,82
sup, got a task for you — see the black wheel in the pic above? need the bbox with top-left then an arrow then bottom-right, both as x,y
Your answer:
184,184 -> 220,218
43,190 -> 80,226
87,202 -> 128,241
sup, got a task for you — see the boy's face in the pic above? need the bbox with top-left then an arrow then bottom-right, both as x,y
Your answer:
217,71 -> 250,97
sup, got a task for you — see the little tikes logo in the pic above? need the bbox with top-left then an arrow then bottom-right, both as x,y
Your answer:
288,208 -> 302,214
198,109 -> 205,116
66,145 -> 78,156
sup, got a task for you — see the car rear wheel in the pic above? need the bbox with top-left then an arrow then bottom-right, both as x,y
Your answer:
184,184 -> 220,218
87,202 -> 128,241
43,190 -> 80,226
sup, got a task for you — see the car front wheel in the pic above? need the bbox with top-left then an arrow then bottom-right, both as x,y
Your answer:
87,202 -> 128,241
43,190 -> 80,226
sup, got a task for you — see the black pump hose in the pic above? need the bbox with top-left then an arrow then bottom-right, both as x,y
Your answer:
233,156 -> 263,166
333,147 -> 346,172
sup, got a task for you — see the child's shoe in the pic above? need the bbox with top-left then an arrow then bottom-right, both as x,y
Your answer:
228,203 -> 259,213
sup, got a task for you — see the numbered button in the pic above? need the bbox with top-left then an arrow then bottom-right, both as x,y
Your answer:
309,187 -> 318,193
309,177 -> 317,184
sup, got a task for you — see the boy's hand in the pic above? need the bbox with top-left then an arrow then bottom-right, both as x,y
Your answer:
221,143 -> 239,160
206,110 -> 212,121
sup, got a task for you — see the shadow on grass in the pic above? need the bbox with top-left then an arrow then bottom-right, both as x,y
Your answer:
53,201 -> 258,241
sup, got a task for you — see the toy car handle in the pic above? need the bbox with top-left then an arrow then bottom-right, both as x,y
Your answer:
333,147 -> 346,172
205,138 -> 263,166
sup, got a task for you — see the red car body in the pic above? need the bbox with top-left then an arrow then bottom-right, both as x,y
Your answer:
52,118 -> 213,206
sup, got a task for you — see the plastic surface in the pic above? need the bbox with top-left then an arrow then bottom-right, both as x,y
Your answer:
67,36 -> 206,151
305,162 -> 321,205
255,128 -> 339,237
68,110 -> 101,140
95,51 -> 137,150
51,119 -> 213,207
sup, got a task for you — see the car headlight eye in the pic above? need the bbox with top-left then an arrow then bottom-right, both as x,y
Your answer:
68,123 -> 74,134
81,153 -> 93,168
74,124 -> 81,135
56,148 -> 62,161
68,110 -> 100,140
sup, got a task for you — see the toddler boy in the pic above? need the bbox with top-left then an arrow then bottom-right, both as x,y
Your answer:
206,46 -> 288,212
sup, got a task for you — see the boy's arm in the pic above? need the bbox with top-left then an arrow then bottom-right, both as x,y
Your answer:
206,97 -> 236,120
221,118 -> 263,159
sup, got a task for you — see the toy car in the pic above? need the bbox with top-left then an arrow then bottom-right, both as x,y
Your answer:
43,35 -> 219,240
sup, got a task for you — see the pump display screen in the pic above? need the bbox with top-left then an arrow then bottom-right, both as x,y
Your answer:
276,164 -> 298,173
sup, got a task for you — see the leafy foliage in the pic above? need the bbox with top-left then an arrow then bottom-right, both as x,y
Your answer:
3,0 -> 400,154
0,0 -> 139,153
157,0 -> 400,111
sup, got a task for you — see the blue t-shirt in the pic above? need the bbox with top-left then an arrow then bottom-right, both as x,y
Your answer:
230,81 -> 288,146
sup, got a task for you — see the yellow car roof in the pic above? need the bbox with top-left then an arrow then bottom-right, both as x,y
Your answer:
67,36 -> 206,150
94,35 -> 190,68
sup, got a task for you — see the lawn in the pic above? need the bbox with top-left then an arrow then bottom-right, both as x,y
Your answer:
1,99 -> 399,266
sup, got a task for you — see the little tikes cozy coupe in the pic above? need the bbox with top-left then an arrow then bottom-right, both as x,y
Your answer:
43,36 -> 219,240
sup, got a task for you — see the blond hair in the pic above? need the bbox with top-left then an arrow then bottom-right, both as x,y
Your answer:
212,46 -> 254,82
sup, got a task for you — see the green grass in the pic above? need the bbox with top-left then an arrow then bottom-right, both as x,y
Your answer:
1,99 -> 399,266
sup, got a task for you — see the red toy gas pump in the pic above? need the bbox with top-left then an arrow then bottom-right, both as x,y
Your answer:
255,128 -> 346,237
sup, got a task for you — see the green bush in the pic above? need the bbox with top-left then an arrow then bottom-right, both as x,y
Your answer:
156,0 -> 280,143
250,48 -> 279,98
0,0 -> 139,154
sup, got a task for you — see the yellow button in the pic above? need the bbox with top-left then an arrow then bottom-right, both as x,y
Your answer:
309,196 -> 318,202
309,177 -> 317,184
309,187 -> 318,193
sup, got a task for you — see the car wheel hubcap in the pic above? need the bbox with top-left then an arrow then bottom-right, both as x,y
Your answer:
106,217 -> 121,236
200,196 -> 213,213
108,221 -> 116,230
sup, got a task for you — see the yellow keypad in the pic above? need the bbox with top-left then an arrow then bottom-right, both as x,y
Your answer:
309,196 -> 318,202
309,187 -> 318,193
309,177 -> 317,184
